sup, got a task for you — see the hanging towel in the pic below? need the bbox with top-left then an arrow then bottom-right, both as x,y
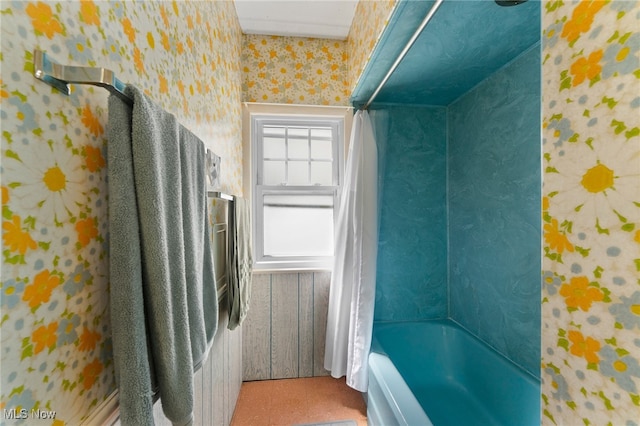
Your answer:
107,85 -> 218,426
107,90 -> 154,426
228,197 -> 252,330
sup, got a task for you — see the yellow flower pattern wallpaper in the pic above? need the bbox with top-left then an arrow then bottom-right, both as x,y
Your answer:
241,35 -> 349,105
240,0 -> 396,106
347,0 -> 397,93
8,0 -> 638,425
541,1 -> 640,424
1,1 -> 242,423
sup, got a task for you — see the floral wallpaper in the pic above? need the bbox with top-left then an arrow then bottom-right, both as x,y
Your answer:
541,0 -> 640,424
0,1 -> 242,424
239,0 -> 396,107
241,34 -> 349,106
347,0 -> 397,93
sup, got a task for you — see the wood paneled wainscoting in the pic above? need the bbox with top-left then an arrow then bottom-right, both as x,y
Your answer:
242,272 -> 332,380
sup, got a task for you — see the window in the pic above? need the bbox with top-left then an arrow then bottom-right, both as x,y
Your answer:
250,113 -> 345,270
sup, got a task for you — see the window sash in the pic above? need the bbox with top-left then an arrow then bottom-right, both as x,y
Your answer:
254,117 -> 341,187
254,186 -> 337,269
251,115 -> 343,270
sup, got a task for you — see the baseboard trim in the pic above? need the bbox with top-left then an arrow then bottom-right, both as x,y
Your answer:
81,391 -> 119,426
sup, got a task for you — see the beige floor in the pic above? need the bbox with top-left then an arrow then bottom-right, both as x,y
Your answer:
231,376 -> 368,426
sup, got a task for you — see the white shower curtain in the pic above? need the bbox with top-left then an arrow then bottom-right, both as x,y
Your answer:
324,110 -> 378,392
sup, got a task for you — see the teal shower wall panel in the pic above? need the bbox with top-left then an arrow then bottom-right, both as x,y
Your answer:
372,106 -> 448,322
351,0 -> 540,107
447,46 -> 541,378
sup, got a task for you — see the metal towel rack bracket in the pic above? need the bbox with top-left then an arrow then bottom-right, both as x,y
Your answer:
33,48 -> 132,105
208,191 -> 234,202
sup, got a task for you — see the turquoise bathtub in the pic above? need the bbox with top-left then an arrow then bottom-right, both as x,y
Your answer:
368,320 -> 540,426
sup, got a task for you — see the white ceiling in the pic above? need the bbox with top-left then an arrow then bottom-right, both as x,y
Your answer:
233,0 -> 359,40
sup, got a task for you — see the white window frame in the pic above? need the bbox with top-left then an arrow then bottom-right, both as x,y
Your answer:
243,104 -> 352,272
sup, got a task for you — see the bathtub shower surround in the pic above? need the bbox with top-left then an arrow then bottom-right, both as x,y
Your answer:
541,1 -> 640,424
359,0 -> 542,422
365,0 -> 640,424
369,321 -> 539,426
448,45 -> 542,378
373,106 -> 448,323
354,0 -> 542,380
370,45 -> 542,379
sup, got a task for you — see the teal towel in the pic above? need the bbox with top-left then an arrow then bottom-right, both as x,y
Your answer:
228,197 -> 252,330
108,85 -> 218,425
107,91 -> 154,426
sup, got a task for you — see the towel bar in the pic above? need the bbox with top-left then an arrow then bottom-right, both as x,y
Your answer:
33,49 -> 240,204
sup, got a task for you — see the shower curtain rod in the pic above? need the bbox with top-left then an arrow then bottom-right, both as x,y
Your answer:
362,0 -> 444,110
33,48 -> 235,202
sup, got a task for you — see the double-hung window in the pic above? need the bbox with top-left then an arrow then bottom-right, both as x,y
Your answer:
251,113 -> 344,270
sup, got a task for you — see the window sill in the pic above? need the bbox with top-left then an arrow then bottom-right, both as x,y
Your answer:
253,260 -> 333,274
